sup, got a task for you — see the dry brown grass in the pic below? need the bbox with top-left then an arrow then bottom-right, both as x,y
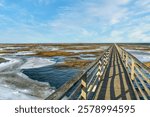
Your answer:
0,51 -> 15,54
15,48 -> 31,52
35,51 -> 75,57
77,51 -> 103,56
57,60 -> 93,68
35,50 -> 103,57
144,62 -> 150,68
60,45 -> 101,50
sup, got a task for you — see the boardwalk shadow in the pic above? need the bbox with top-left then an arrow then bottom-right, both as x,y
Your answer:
117,52 -> 137,100
97,48 -> 114,99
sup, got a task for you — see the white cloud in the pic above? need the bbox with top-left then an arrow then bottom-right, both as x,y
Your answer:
85,1 -> 129,25
46,0 -> 131,42
107,30 -> 124,42
110,9 -> 128,24
111,30 -> 123,37
135,0 -> 150,8
127,22 -> 150,42
128,30 -> 149,42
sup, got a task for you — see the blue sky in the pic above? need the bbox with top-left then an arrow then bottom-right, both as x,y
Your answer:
0,0 -> 149,43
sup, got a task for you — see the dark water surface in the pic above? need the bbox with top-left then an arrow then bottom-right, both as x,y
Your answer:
23,65 -> 80,89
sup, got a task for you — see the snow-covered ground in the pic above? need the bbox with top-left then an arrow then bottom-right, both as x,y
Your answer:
14,51 -> 36,55
0,72 -> 55,100
0,85 -> 39,100
0,56 -> 56,70
63,46 -> 108,53
1,46 -> 28,50
38,46 -> 60,51
126,49 -> 150,62
0,56 -> 56,99
79,54 -> 96,60
20,57 -> 56,69
0,57 -> 22,72
0,53 -> 8,56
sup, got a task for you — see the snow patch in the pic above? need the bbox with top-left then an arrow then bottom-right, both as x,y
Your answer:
0,48 -> 4,51
79,54 -> 96,60
63,46 -> 108,53
133,55 -> 150,62
2,46 -> 28,50
0,85 -> 39,100
0,57 -> 21,71
20,57 -> 56,69
126,49 -> 150,62
0,72 -> 55,100
15,51 -> 36,55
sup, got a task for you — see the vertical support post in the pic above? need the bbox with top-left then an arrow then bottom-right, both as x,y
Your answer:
103,55 -> 106,65
118,47 -> 120,55
106,51 -> 109,60
81,74 -> 87,100
119,48 -> 121,55
97,60 -> 102,81
125,53 -> 128,67
131,58 -> 135,80
122,51 -> 125,61
104,53 -> 108,65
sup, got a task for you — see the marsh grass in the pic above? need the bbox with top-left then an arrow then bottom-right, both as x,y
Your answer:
57,60 -> 93,69
144,62 -> 150,68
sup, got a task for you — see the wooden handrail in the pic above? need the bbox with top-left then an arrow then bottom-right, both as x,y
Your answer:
118,45 -> 150,73
116,44 -> 150,100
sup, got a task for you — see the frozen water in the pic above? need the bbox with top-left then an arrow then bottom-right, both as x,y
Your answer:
14,51 -> 36,55
0,57 -> 21,72
126,49 -> 150,62
20,57 -> 56,69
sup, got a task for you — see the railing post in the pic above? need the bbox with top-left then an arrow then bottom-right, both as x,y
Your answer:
97,60 -> 102,81
123,51 -> 125,61
122,51 -> 124,60
106,51 -> 109,60
131,58 -> 135,80
104,53 -> 108,66
125,53 -> 128,67
81,74 -> 87,100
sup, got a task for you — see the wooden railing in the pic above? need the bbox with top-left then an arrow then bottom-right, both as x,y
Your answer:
116,44 -> 150,100
45,45 -> 113,100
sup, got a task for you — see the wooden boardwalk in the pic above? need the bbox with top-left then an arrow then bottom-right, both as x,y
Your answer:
95,46 -> 136,100
45,44 -> 150,100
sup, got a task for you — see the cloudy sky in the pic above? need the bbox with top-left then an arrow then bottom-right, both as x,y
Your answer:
0,0 -> 149,43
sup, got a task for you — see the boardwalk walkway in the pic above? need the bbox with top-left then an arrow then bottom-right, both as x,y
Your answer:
95,46 -> 137,100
